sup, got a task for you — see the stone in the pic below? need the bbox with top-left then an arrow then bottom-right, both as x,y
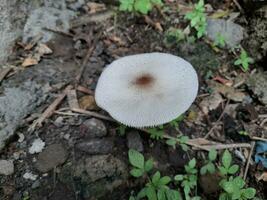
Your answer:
22,7 -> 75,43
246,71 -> 267,105
29,138 -> 45,154
0,160 -> 14,175
0,81 -> 46,151
80,118 -> 107,138
126,131 -> 144,152
76,138 -> 114,154
23,172 -> 38,181
36,143 -> 68,172
206,19 -> 245,48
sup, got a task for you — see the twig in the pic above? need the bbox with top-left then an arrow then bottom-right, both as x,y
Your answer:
251,136 -> 267,142
76,85 -> 94,95
204,99 -> 230,139
199,143 -> 251,151
233,0 -> 244,13
243,141 -> 255,180
259,114 -> 267,118
71,108 -> 115,122
260,118 -> 267,127
0,67 -> 12,84
28,85 -> 73,132
43,27 -> 74,37
67,89 -> 80,109
144,15 -> 163,32
54,110 -> 85,117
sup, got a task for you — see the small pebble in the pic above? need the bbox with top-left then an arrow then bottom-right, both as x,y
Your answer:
29,138 -> 45,154
23,172 -> 38,181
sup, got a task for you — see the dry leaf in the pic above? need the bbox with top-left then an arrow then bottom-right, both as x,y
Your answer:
79,95 -> 98,110
86,2 -> 106,13
199,92 -> 223,114
256,172 -> 267,182
22,57 -> 39,67
36,43 -> 53,56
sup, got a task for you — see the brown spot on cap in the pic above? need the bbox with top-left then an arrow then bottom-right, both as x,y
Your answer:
133,74 -> 155,88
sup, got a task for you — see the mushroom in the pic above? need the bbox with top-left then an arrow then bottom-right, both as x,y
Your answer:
95,52 -> 198,128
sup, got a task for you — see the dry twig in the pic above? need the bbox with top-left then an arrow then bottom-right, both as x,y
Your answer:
71,108 -> 115,122
28,85 -> 73,132
204,99 -> 230,139
243,141 -> 255,180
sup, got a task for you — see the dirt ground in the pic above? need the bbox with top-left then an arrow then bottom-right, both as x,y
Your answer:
0,0 -> 267,200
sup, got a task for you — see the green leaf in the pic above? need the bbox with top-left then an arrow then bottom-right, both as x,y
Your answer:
207,163 -> 215,174
234,59 -> 242,65
222,181 -> 234,193
188,158 -> 196,169
233,176 -> 245,189
218,166 -> 228,175
181,144 -> 189,151
219,192 -> 228,200
159,176 -> 172,186
242,188 -> 256,199
200,165 -> 207,175
137,188 -> 147,199
151,0 -> 163,5
144,159 -> 154,172
130,168 -> 144,177
134,0 -> 152,14
119,0 -> 134,11
232,190 -> 241,199
166,139 -> 177,148
174,175 -> 184,181
157,188 -> 166,200
146,186 -> 157,200
222,150 -> 232,169
152,171 -> 161,185
128,149 -> 144,169
208,149 -> 217,161
165,189 -> 182,200
129,196 -> 136,200
228,164 -> 239,174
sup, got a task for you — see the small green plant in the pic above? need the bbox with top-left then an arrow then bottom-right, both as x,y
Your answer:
169,115 -> 184,128
147,126 -> 164,140
128,149 -> 181,200
214,33 -> 226,48
119,0 -> 163,14
200,149 -> 217,175
166,135 -> 189,151
238,130 -> 249,136
185,0 -> 207,38
128,149 -> 154,177
218,150 -> 239,176
234,49 -> 254,72
165,28 -> 186,44
219,176 -> 256,200
174,158 -> 200,200
117,124 -> 127,136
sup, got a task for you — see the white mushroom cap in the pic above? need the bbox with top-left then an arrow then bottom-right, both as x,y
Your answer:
95,52 -> 198,128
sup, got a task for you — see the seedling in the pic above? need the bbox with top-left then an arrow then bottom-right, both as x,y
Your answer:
214,33 -> 226,48
166,135 -> 189,151
234,49 -> 253,72
200,149 -> 217,175
128,149 -> 181,200
219,176 -> 256,200
185,0 -> 207,38
165,28 -> 186,44
147,126 -> 164,140
218,150 -> 239,176
128,149 -> 153,177
174,158 -> 200,200
169,115 -> 184,128
117,124 -> 127,136
119,0 -> 163,14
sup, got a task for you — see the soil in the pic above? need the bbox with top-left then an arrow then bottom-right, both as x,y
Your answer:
0,1 -> 267,200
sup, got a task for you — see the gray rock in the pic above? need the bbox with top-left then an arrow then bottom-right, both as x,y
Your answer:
81,118 -> 107,138
246,71 -> 267,105
127,131 -> 144,152
0,160 -> 14,175
0,81 -> 46,151
206,19 -> 244,48
76,138 -> 114,154
36,143 -> 68,172
31,180 -> 41,189
74,155 -> 127,182
0,0 -> 27,64
22,7 -> 75,43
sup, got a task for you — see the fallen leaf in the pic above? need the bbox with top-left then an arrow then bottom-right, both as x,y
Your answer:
79,95 -> 98,110
199,92 -> 223,114
22,57 -> 39,67
86,2 -> 106,14
256,172 -> 267,182
213,75 -> 233,86
36,43 -> 53,55
209,9 -> 230,19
